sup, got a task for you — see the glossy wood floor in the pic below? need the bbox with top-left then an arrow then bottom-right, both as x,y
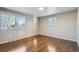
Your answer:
0,35 -> 78,52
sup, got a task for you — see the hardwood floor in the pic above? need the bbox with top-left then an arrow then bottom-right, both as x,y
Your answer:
0,35 -> 78,52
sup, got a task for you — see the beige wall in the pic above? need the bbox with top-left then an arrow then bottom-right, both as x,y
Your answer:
39,11 -> 77,41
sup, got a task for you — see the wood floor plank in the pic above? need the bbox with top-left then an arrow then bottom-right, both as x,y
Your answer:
0,35 -> 78,52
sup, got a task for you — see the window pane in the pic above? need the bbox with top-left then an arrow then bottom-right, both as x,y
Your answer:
16,16 -> 26,26
48,17 -> 56,25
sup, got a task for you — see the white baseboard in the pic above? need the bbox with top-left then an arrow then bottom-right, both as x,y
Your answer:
77,41 -> 79,47
0,33 -> 77,44
39,34 -> 77,42
0,41 -> 9,44
0,34 -> 36,44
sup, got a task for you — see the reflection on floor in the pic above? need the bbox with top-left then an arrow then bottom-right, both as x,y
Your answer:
0,35 -> 79,52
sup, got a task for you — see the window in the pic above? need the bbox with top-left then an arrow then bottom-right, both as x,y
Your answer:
0,11 -> 26,31
48,17 -> 56,25
16,16 -> 26,26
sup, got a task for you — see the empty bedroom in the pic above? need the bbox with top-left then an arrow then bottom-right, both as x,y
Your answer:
0,7 -> 79,52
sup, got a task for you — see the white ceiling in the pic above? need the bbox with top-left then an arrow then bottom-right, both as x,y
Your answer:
5,7 -> 77,17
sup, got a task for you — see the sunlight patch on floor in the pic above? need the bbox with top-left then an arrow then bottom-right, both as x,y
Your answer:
48,45 -> 56,52
33,38 -> 37,47
8,46 -> 27,52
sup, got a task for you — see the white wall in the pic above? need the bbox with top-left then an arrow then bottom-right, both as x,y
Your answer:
0,8 -> 36,44
39,11 -> 77,41
33,16 -> 38,35
0,8 -> 77,44
77,8 -> 79,46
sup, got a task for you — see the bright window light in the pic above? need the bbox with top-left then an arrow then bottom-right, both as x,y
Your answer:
38,7 -> 44,11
